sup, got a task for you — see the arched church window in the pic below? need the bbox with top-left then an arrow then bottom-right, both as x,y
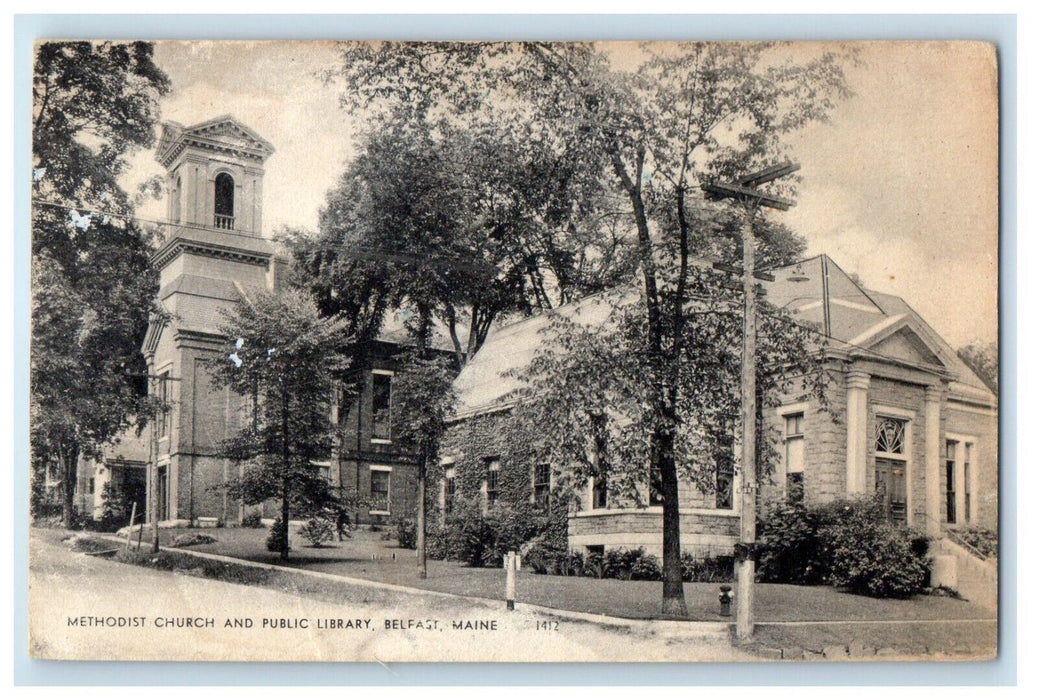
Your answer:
214,172 -> 235,229
171,175 -> 181,224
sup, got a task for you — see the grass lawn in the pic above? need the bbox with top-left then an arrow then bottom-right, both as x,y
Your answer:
153,526 -> 996,625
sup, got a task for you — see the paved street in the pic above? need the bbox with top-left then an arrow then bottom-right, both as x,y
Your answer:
28,531 -> 749,662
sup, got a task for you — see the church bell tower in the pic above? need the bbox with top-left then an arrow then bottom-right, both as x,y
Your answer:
143,116 -> 280,526
156,114 -> 274,234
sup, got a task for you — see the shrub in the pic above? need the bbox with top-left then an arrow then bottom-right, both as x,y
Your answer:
396,519 -> 417,549
171,533 -> 217,547
757,500 -> 826,585
298,517 -> 334,547
604,547 -> 643,580
818,498 -> 930,598
517,508 -> 569,573
680,552 -> 734,583
92,483 -> 131,533
563,551 -> 585,576
582,551 -> 606,578
429,496 -> 546,568
426,527 -> 451,560
523,541 -> 563,575
955,526 -> 998,559
265,517 -> 289,553
241,511 -> 263,528
481,502 -> 547,567
756,495 -> 930,597
630,552 -> 663,581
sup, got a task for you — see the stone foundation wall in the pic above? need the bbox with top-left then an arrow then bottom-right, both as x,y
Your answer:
568,509 -> 739,558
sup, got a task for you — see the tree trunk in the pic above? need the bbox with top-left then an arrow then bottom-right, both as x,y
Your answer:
280,484 -> 290,561
61,443 -> 79,529
611,148 -> 686,618
281,393 -> 291,561
417,453 -> 427,578
657,427 -> 688,619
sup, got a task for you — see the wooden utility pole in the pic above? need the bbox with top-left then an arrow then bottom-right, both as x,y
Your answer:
736,200 -> 758,640
417,456 -> 427,578
702,162 -> 799,641
149,371 -> 161,553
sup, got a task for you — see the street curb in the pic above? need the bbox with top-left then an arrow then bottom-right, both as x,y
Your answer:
90,533 -> 731,637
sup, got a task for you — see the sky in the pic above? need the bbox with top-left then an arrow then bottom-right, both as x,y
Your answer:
123,40 -> 999,348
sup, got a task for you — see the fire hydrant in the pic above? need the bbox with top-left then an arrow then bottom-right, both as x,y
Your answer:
718,585 -> 734,617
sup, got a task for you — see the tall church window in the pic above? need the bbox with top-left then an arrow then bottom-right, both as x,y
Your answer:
157,371 -> 171,439
964,443 -> 973,522
214,173 -> 235,229
171,175 -> 181,223
369,467 -> 391,515
371,372 -> 392,442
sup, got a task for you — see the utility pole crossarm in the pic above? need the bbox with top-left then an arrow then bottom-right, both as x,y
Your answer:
701,182 -> 794,211
737,161 -> 801,188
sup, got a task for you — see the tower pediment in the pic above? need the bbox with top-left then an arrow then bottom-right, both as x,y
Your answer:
156,115 -> 274,168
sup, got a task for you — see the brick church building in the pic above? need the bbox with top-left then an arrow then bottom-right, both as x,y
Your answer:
77,116 -> 438,527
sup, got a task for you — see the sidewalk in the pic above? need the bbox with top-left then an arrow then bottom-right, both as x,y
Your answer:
73,526 -> 999,659
31,530 -> 747,662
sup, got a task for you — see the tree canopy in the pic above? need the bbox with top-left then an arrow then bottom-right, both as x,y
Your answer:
209,289 -> 354,560
320,41 -> 853,616
957,341 -> 998,394
30,41 -> 170,526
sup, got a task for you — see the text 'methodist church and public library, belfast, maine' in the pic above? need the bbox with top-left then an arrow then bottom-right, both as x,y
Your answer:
73,115 -> 997,559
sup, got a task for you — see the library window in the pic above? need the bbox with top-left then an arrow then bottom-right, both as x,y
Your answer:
784,412 -> 805,503
485,458 -> 500,509
945,440 -> 958,523
443,466 -> 456,517
533,463 -> 551,511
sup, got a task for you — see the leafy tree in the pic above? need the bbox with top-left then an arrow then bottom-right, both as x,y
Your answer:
303,73 -> 632,370
326,41 -> 851,616
31,41 -> 170,527
511,285 -> 828,518
392,348 -> 457,577
208,289 -> 352,561
957,341 -> 998,394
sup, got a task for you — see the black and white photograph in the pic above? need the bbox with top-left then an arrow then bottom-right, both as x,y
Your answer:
27,38 -> 1000,663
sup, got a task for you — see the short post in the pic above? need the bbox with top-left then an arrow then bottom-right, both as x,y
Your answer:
124,502 -> 138,551
505,551 -> 517,611
136,508 -> 144,551
718,585 -> 733,617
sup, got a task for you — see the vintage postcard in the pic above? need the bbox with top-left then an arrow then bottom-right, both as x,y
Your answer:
28,39 -> 999,663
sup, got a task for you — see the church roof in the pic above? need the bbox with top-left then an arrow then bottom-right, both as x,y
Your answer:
451,255 -> 995,418
452,289 -> 635,418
